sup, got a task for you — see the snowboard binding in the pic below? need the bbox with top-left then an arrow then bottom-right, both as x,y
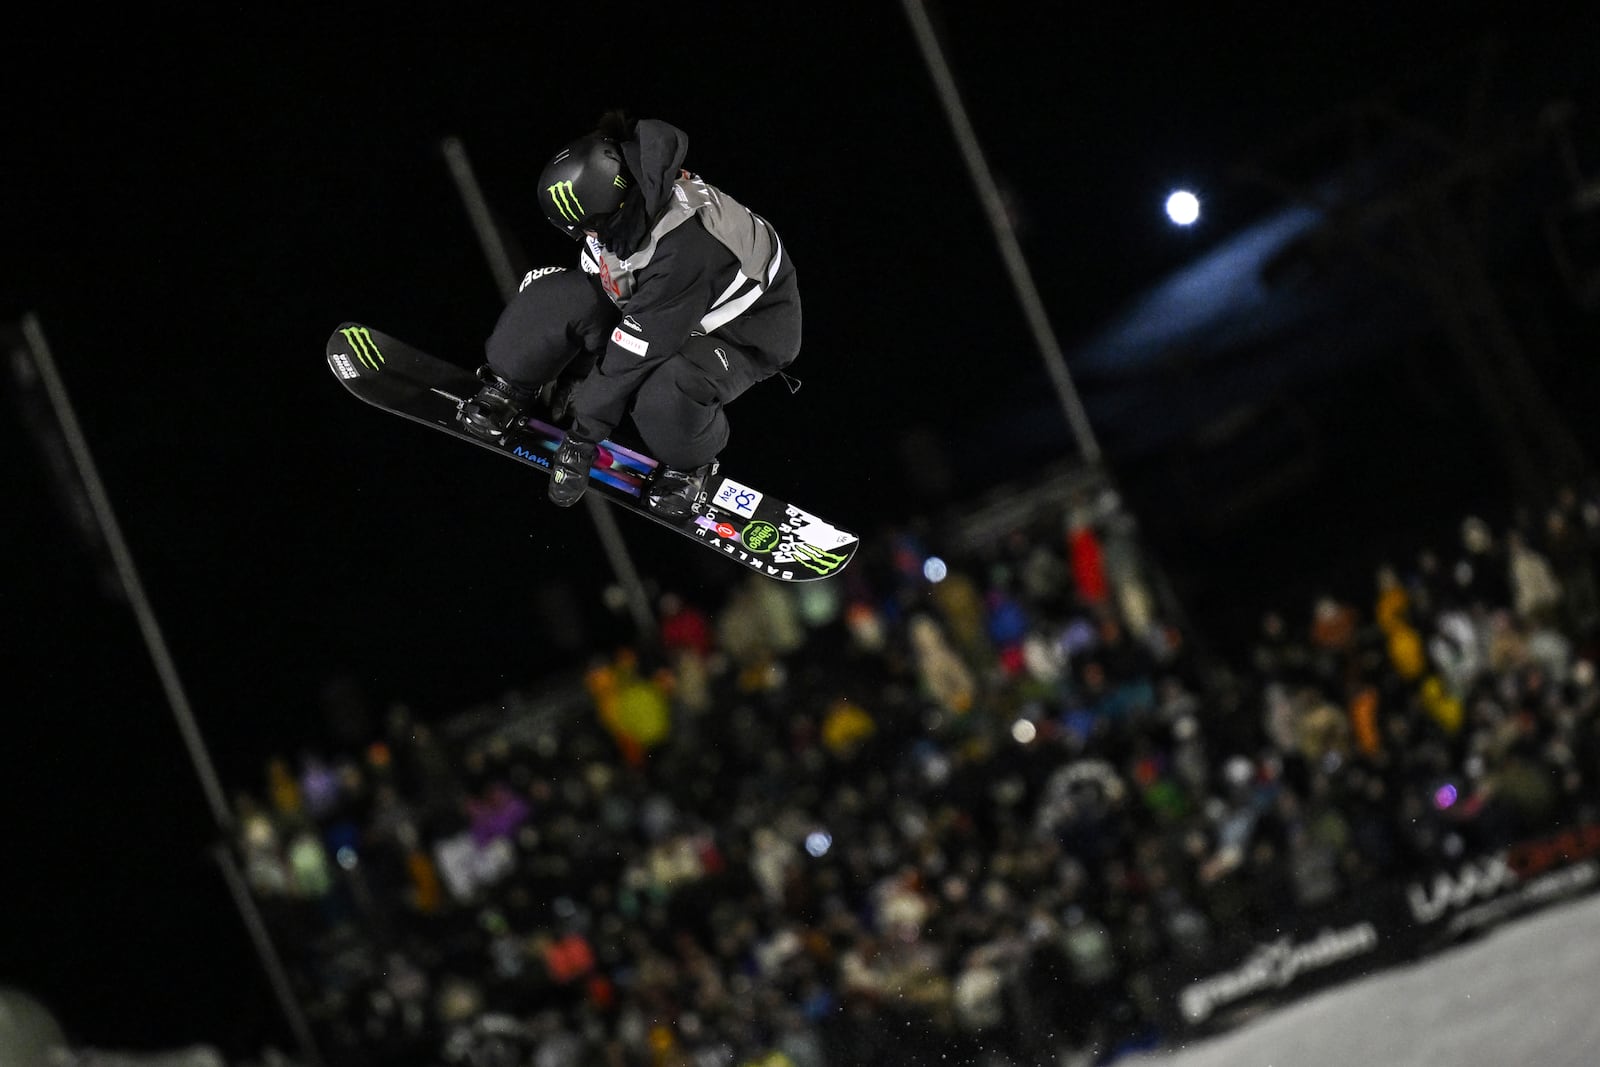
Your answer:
646,458 -> 719,520
458,366 -> 538,440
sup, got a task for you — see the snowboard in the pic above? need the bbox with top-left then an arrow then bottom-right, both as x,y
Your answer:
326,323 -> 858,582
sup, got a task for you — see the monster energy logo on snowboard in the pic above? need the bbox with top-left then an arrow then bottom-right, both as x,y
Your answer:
341,326 -> 384,370
547,180 -> 585,224
787,541 -> 848,575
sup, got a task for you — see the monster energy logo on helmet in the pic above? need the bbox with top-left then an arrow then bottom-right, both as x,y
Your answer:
547,180 -> 585,224
537,133 -> 631,237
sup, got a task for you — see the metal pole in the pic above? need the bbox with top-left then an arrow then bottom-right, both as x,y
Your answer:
900,0 -> 1103,467
441,136 -> 658,642
15,314 -> 324,1066
20,314 -> 234,831
213,844 -> 327,1066
441,136 -> 522,297
899,5 -> 1217,673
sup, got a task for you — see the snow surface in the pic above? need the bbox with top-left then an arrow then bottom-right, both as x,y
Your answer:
1122,892 -> 1600,1067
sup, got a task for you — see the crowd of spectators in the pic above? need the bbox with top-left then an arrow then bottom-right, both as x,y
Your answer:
234,480 -> 1600,1067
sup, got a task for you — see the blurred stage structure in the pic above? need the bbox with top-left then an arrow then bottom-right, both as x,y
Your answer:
961,33 -> 1600,648
1228,40 -> 1595,503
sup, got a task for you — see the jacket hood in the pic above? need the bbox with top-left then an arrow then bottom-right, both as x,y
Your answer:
622,119 -> 690,216
596,119 -> 689,258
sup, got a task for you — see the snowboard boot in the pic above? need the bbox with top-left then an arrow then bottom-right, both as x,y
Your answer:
458,366 -> 537,441
548,435 -> 599,508
646,459 -> 718,520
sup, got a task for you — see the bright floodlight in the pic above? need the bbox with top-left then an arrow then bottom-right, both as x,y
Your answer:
1165,189 -> 1200,226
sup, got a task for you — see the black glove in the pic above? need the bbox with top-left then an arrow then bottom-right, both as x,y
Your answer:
544,372 -> 581,425
548,434 -> 599,508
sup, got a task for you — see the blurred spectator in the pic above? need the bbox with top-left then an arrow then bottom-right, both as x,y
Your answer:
658,592 -> 713,660
1507,528 -> 1564,628
908,615 -> 977,715
1067,507 -> 1109,608
1455,515 -> 1511,609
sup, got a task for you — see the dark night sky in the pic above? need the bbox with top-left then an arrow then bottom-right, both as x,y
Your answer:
3,6 -> 1596,1059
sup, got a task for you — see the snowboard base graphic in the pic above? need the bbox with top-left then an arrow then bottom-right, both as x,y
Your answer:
326,323 -> 858,582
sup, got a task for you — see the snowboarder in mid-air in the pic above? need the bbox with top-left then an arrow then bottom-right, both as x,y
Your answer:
458,111 -> 802,519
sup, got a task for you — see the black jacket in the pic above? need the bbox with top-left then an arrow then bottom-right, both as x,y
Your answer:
570,119 -> 801,442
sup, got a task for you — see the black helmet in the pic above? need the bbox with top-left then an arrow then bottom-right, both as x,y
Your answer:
537,133 -> 632,239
